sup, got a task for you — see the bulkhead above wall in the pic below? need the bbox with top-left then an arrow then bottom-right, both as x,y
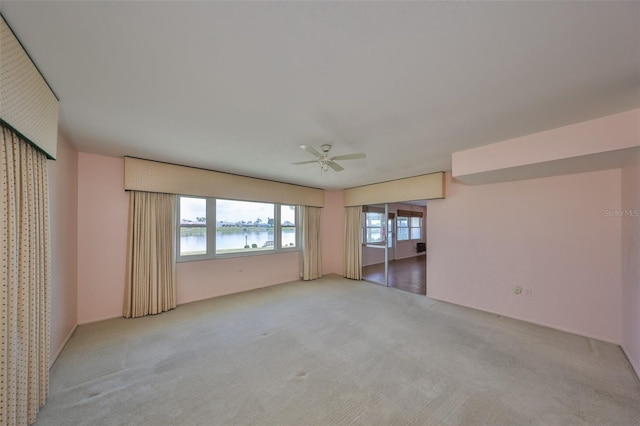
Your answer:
452,109 -> 640,185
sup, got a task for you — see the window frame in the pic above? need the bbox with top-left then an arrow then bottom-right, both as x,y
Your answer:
396,215 -> 410,241
279,204 -> 298,250
177,196 -> 300,262
363,211 -> 386,246
177,197 -> 212,262
410,216 -> 422,240
397,209 -> 423,242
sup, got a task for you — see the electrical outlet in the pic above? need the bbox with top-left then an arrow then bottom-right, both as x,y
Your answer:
514,286 -> 522,295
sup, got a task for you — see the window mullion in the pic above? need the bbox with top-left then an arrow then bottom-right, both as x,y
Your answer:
274,204 -> 280,251
296,205 -> 301,248
208,198 -> 216,258
176,197 -> 182,260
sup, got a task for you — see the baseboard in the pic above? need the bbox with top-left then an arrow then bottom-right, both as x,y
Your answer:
426,293 -> 621,345
621,345 -> 640,382
50,323 -> 77,369
78,313 -> 121,325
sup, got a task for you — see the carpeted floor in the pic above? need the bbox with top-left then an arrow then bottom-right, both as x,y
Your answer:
37,275 -> 640,425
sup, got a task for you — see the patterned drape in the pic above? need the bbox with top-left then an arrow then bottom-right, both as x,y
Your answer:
124,191 -> 177,318
344,206 -> 362,280
1,125 -> 51,425
301,206 -> 322,280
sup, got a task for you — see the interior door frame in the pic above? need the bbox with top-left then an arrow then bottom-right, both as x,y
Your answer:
362,201 -> 427,294
387,216 -> 395,262
362,203 -> 389,287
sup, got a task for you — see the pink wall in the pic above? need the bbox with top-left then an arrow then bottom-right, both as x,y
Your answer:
362,247 -> 385,267
77,153 -> 129,324
177,252 -> 299,304
321,190 -> 344,275
77,154 -> 309,323
47,133 -> 78,364
621,150 -> 640,376
453,109 -> 640,178
428,171 -> 622,343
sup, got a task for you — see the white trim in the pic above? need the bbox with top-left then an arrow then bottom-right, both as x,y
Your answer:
50,323 -> 77,369
426,293 -> 621,345
78,314 -> 121,325
621,345 -> 640,382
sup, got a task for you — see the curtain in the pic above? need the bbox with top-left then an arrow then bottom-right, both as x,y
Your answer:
344,206 -> 362,280
124,191 -> 177,318
1,125 -> 51,425
301,206 -> 322,280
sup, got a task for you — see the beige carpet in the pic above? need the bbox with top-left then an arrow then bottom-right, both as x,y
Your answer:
37,275 -> 640,425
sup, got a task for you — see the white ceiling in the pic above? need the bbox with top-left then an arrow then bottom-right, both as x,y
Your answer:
1,1 -> 638,190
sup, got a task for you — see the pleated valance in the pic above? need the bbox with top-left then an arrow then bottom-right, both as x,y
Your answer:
124,157 -> 324,207
344,172 -> 445,206
0,16 -> 59,159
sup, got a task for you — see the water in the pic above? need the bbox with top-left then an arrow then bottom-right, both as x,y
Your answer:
181,229 -> 296,254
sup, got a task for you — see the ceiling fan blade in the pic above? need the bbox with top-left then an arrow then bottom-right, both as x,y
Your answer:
291,160 -> 318,165
300,145 -> 324,159
328,161 -> 344,172
331,153 -> 366,161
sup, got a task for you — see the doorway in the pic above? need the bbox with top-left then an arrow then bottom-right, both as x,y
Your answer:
361,204 -> 387,286
362,201 -> 427,295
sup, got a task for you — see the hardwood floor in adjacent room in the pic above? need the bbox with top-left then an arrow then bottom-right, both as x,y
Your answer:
362,254 -> 426,295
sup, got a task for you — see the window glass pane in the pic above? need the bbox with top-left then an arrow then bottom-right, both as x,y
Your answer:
364,212 -> 385,244
180,197 -> 207,256
397,216 -> 409,241
181,197 -> 207,224
411,217 -> 421,227
366,212 -> 384,227
281,205 -> 296,248
216,199 -> 274,254
411,227 -> 421,240
366,227 -> 383,243
397,227 -> 409,241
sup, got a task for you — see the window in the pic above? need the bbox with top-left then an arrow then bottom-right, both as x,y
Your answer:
364,211 -> 385,244
410,216 -> 422,240
179,197 -> 208,256
216,199 -> 277,255
178,196 -> 298,261
280,205 -> 297,249
397,209 -> 423,241
397,216 -> 409,241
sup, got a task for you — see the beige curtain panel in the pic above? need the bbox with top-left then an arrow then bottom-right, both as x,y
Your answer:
124,191 -> 177,318
1,125 -> 51,425
301,206 -> 322,281
344,206 -> 362,280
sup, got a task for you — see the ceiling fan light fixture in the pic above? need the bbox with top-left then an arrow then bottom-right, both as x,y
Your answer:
293,144 -> 366,173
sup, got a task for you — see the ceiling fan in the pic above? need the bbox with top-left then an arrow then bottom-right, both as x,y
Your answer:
292,144 -> 366,172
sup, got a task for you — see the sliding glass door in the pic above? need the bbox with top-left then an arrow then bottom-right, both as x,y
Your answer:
361,201 -> 428,295
362,204 -> 388,286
